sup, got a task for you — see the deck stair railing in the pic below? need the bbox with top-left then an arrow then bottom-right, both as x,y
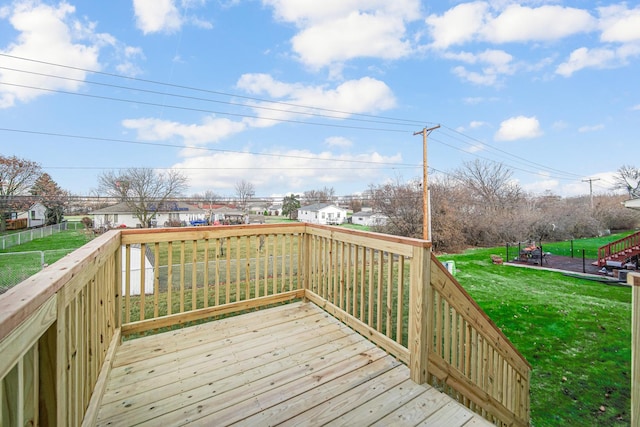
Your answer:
0,224 -> 530,427
595,231 -> 640,267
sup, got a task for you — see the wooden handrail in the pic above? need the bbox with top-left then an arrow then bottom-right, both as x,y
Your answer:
597,231 -> 640,267
0,230 -> 121,426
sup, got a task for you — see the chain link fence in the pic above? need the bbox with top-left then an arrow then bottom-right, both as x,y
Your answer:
0,249 -> 77,294
0,221 -> 84,250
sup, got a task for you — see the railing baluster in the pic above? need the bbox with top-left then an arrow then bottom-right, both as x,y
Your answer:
154,242 -> 160,317
191,240 -> 198,311
179,241 -> 185,313
203,238 -> 209,308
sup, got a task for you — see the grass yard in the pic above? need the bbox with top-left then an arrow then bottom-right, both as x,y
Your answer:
0,227 -> 94,253
440,247 -> 631,426
0,228 -> 95,287
521,231 -> 637,259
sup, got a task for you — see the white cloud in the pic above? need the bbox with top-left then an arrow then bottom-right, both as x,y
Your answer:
555,47 -> 619,76
262,1 -> 421,68
426,2 -> 595,49
173,149 -> 403,194
236,74 -> 397,126
495,116 -> 543,141
133,0 -> 182,34
578,124 -> 605,133
122,116 -> 247,147
469,120 -> 487,129
425,2 -> 488,49
599,4 -> 640,43
0,1 -> 103,108
553,5 -> 640,76
448,49 -> 515,85
633,104 -> 640,111
481,4 -> 595,44
325,136 -> 352,148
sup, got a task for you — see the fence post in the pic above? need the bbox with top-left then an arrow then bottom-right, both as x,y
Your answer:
409,244 -> 432,384
571,240 -> 574,258
631,272 -> 640,427
582,249 -> 586,273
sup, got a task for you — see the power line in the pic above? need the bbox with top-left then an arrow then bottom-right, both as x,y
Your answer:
0,53 -> 428,127
0,81 -> 414,133
0,127 -> 419,168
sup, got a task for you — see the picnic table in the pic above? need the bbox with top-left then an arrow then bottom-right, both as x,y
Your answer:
519,246 -> 548,265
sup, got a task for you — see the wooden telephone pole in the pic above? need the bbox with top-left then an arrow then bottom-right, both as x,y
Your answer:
413,125 -> 440,241
582,177 -> 600,209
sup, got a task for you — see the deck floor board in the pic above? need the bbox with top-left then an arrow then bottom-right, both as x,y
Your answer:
95,302 -> 493,426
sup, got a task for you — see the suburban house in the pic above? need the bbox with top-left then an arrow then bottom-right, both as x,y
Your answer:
297,203 -> 347,225
351,210 -> 388,227
210,206 -> 246,224
267,204 -> 282,216
91,201 -> 206,228
17,202 -> 47,228
624,198 -> 640,210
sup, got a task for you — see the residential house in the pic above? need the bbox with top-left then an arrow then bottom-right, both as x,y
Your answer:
267,204 -> 282,216
17,202 -> 47,228
351,210 -> 388,227
210,206 -> 246,224
624,198 -> 640,211
91,201 -> 206,228
297,203 -> 347,225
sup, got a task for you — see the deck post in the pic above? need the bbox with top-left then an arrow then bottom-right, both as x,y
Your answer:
408,244 -> 433,384
114,237 -> 122,329
631,272 -> 640,427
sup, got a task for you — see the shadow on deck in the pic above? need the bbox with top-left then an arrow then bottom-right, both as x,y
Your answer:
96,302 -> 492,426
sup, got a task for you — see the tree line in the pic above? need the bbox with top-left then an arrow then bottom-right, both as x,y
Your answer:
367,160 -> 640,253
2,154 -> 639,255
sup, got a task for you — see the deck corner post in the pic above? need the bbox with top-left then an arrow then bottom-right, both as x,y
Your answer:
114,233 -> 122,329
631,272 -> 640,427
408,244 -> 433,384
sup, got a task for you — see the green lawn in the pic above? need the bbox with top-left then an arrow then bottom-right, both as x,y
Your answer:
514,231 -> 637,259
0,229 -> 95,289
440,247 -> 631,426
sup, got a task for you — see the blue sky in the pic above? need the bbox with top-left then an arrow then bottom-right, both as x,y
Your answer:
1,0 -> 639,199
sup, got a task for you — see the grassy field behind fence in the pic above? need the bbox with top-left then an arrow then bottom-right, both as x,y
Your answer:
439,246 -> 632,426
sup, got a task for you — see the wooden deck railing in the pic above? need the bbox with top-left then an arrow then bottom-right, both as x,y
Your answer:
596,230 -> 640,267
0,231 -> 121,427
0,223 -> 530,426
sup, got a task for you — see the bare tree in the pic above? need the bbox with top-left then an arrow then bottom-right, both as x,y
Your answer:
235,180 -> 255,212
303,186 -> 336,205
98,168 -> 188,228
613,164 -> 640,198
453,159 -> 523,211
369,178 -> 422,239
0,155 -> 42,231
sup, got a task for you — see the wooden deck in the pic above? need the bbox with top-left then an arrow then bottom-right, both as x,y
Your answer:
94,302 -> 493,426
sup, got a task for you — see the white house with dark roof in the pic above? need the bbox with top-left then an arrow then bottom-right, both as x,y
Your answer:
624,198 -> 640,211
17,202 -> 47,228
351,211 -> 388,227
297,203 -> 347,225
91,201 -> 205,228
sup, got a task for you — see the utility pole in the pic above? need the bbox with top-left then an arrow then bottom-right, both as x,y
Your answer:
582,178 -> 600,209
413,125 -> 440,241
